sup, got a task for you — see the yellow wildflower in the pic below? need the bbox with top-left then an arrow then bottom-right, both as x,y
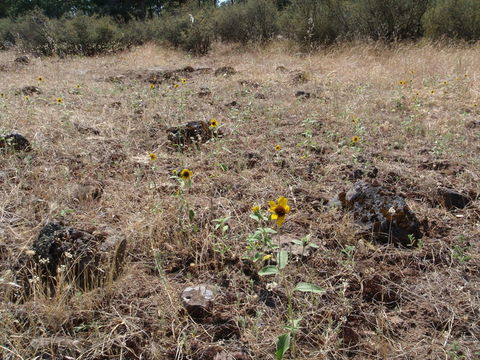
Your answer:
262,254 -> 272,261
56,97 -> 64,104
180,168 -> 193,180
37,76 -> 44,82
148,153 -> 157,161
209,119 -> 219,128
399,80 -> 406,86
251,205 -> 261,213
181,78 -> 188,85
274,144 -> 282,151
268,196 -> 291,227
352,136 -> 360,143
149,83 -> 155,89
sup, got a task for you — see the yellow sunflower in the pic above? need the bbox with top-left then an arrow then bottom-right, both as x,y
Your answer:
37,76 -> 44,82
181,78 -> 188,85
180,168 -> 193,180
274,144 -> 282,151
268,196 -> 291,227
149,83 -> 155,89
56,97 -> 64,104
148,153 -> 157,161
251,205 -> 261,213
399,80 -> 406,86
174,84 -> 180,88
209,119 -> 219,128
351,136 -> 360,143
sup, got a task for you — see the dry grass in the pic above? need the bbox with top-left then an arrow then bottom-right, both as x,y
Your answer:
1,41 -> 479,359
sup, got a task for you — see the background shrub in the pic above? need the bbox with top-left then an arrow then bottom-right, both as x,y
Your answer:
0,18 -> 15,49
281,0 -> 345,47
351,0 -> 430,41
54,15 -> 124,56
422,0 -> 480,41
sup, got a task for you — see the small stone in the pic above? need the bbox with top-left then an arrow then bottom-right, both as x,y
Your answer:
291,71 -> 310,84
0,132 -> 31,152
167,121 -> 216,147
225,101 -> 239,108
14,56 -> 30,65
73,122 -> 100,135
436,188 -> 471,210
295,90 -> 311,98
215,66 -> 236,77
18,86 -> 41,96
198,87 -> 211,98
181,284 -> 217,319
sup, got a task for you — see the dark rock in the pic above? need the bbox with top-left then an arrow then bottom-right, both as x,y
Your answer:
30,223 -> 126,293
73,122 -> 100,135
14,56 -> 30,65
225,101 -> 239,108
198,87 -> 211,98
0,132 -> 31,152
245,152 -> 262,168
435,188 -> 471,210
239,80 -> 259,88
109,101 -> 122,109
18,86 -> 41,96
167,121 -> 214,147
466,120 -> 480,129
291,71 -> 309,84
295,90 -> 311,98
333,181 -> 423,245
181,65 -> 195,72
106,75 -> 125,83
181,284 -> 217,319
215,66 -> 236,77
254,93 -> 266,100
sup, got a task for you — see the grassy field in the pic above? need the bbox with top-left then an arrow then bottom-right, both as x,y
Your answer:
1,41 -> 479,359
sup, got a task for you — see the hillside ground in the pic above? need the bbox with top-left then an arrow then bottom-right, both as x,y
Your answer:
1,41 -> 479,359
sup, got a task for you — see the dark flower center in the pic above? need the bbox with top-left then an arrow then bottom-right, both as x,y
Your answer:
275,206 -> 286,216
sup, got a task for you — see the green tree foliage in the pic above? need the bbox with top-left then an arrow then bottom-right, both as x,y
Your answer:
422,0 -> 480,40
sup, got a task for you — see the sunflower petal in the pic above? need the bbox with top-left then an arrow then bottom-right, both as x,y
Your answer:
276,216 -> 285,226
271,213 -> 278,220
278,196 -> 288,207
284,205 -> 291,213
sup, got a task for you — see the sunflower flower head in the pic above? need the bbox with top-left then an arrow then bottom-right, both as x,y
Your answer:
399,80 -> 406,86
268,196 -> 291,227
174,84 -> 180,88
149,83 -> 155,89
56,97 -> 64,104
148,153 -> 157,162
37,76 -> 44,83
209,118 -> 219,128
274,144 -> 282,152
181,78 -> 188,85
251,205 -> 261,213
351,136 -> 360,144
180,168 -> 193,181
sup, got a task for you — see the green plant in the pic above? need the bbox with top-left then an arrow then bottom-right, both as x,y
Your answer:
452,236 -> 473,264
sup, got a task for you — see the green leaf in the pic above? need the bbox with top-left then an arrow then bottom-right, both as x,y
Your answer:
291,239 -> 304,246
278,250 -> 289,270
258,265 -> 279,276
309,243 -> 319,248
294,282 -> 325,294
188,209 -> 195,221
275,333 -> 291,360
